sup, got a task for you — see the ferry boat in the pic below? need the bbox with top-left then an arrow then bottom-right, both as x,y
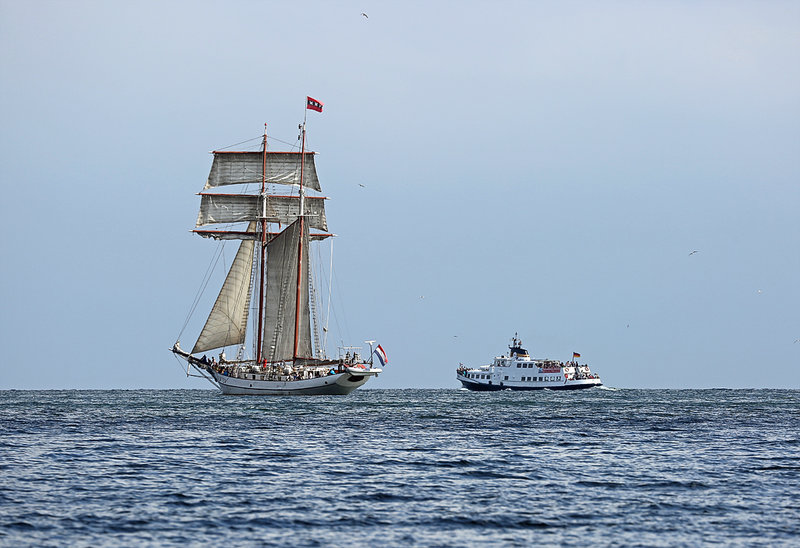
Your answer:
456,334 -> 602,391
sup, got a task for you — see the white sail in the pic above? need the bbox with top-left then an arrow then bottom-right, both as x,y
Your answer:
262,219 -> 313,362
192,222 -> 257,354
195,194 -> 327,231
205,151 -> 321,192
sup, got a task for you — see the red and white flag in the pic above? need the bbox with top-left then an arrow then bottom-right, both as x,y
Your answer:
306,96 -> 323,112
373,344 -> 388,367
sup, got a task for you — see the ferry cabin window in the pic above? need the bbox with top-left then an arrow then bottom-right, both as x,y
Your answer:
504,376 -> 509,380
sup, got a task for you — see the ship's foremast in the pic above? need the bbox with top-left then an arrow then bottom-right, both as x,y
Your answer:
256,124 -> 268,365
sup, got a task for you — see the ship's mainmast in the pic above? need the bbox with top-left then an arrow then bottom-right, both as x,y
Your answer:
293,123 -> 307,362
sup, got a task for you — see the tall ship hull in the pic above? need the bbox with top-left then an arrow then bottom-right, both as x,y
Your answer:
456,335 -> 602,392
214,372 -> 369,396
171,101 -> 385,395
172,345 -> 379,396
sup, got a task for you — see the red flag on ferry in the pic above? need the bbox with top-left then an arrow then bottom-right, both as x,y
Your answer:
573,352 -> 581,358
306,96 -> 323,112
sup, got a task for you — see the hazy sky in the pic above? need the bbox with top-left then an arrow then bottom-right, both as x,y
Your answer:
1,1 -> 798,389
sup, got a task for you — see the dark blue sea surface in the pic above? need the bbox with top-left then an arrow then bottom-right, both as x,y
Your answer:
1,389 -> 798,546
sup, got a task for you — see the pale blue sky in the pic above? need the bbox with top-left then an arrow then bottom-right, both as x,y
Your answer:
1,1 -> 798,389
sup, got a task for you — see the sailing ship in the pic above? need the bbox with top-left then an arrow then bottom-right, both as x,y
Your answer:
456,334 -> 602,391
171,109 -> 382,395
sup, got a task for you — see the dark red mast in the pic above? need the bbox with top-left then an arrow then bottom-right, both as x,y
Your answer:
293,125 -> 306,361
256,124 -> 268,364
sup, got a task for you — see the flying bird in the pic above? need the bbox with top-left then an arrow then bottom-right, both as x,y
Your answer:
689,250 -> 699,256
361,12 -> 368,18
358,183 -> 366,187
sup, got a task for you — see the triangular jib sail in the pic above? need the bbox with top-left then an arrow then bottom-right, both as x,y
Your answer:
192,221 -> 257,354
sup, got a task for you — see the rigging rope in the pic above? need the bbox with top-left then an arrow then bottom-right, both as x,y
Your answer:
176,240 -> 227,342
214,133 -> 301,151
323,237 -> 334,354
330,265 -> 350,347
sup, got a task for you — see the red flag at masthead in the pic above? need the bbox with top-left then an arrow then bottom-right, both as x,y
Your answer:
306,96 -> 323,112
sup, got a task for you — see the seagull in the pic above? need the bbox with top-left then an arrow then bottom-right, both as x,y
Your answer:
689,250 -> 699,256
358,183 -> 366,187
757,289 -> 763,294
361,12 -> 368,18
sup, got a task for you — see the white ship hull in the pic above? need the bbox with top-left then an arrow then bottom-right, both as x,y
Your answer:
211,367 -> 379,395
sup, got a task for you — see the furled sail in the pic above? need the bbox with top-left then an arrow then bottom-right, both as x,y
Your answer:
192,222 -> 257,354
262,219 -> 313,362
195,194 -> 327,231
205,151 -> 321,192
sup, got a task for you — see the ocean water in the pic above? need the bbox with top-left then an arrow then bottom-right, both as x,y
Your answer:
1,389 -> 798,547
